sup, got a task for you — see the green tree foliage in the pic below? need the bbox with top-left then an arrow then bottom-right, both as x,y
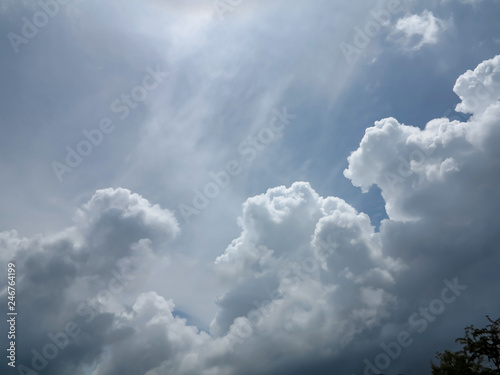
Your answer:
431,316 -> 500,375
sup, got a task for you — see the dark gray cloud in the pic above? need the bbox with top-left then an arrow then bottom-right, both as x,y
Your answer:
0,188 -> 179,374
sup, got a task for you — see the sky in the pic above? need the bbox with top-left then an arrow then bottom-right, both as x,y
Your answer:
0,0 -> 500,374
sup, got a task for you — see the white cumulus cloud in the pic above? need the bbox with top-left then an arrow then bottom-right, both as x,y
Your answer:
390,10 -> 449,51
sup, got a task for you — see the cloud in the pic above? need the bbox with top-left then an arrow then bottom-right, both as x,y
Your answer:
340,56 -> 500,374
132,181 -> 405,375
390,10 -> 449,51
344,55 -> 500,222
206,55 -> 500,373
2,55 -> 500,375
1,0 -> 499,369
454,55 -> 500,114
94,291 -> 211,375
0,188 -> 180,374
75,187 -> 179,254
205,181 -> 405,373
0,182 -> 405,375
